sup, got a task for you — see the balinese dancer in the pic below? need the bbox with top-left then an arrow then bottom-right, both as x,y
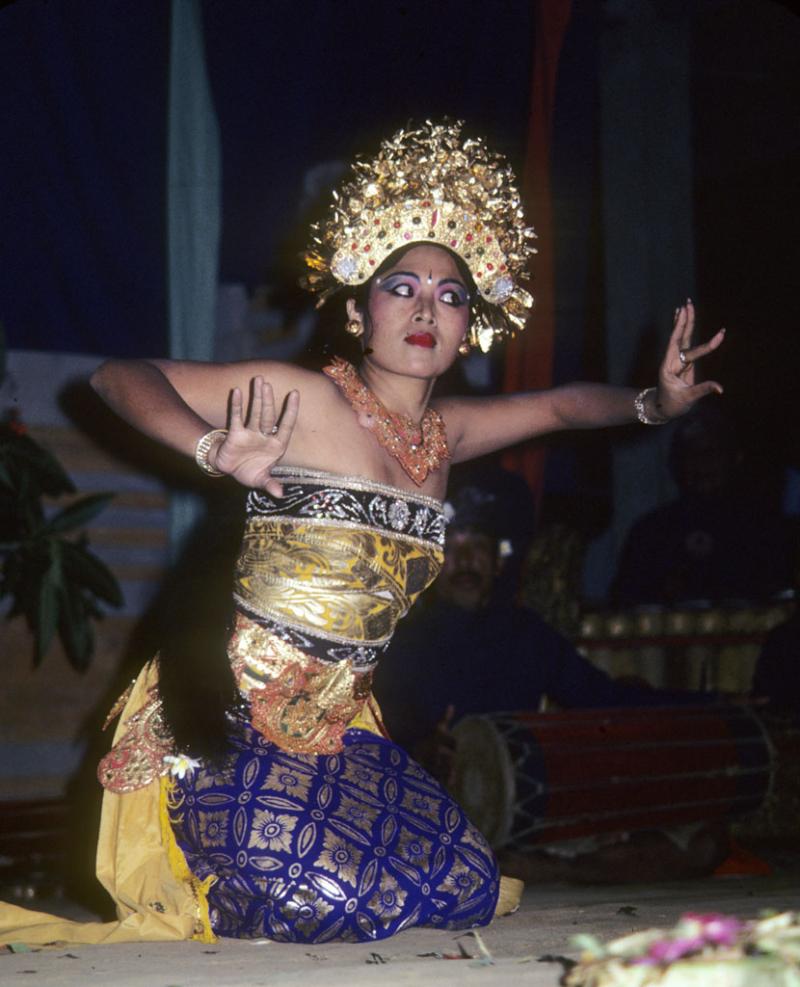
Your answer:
0,120 -> 724,945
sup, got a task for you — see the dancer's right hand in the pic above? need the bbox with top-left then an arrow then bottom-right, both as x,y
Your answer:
212,376 -> 299,497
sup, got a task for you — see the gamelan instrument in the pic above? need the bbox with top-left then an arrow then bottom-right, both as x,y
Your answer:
450,705 -> 773,849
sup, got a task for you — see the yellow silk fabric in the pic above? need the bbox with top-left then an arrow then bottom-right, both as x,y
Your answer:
235,519 -> 443,643
0,661 -> 388,946
0,661 -> 207,944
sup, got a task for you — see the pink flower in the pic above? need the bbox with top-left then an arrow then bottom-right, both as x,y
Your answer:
642,936 -> 705,964
633,913 -> 745,966
683,912 -> 743,946
647,936 -> 705,963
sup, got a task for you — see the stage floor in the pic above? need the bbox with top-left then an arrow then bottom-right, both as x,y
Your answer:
2,858 -> 798,986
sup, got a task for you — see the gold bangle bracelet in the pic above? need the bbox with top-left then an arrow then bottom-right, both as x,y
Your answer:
194,428 -> 228,476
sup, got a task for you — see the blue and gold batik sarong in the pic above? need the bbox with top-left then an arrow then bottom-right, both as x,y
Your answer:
97,469 -> 499,943
168,722 -> 497,942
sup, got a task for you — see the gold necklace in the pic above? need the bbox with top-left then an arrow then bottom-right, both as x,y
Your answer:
323,357 -> 449,486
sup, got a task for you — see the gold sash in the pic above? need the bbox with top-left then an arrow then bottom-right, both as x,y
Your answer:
235,519 -> 442,644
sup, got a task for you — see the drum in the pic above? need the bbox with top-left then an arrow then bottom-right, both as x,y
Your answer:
732,713 -> 800,842
450,705 -> 773,849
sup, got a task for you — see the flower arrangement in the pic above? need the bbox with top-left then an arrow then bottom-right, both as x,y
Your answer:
566,911 -> 800,986
0,324 -> 122,669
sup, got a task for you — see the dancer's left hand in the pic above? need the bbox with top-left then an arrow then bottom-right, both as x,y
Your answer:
655,300 -> 725,420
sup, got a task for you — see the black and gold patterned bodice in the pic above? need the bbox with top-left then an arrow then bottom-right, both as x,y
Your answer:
228,467 -> 445,754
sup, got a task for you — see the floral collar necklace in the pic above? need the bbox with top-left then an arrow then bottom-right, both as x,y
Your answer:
323,357 -> 449,486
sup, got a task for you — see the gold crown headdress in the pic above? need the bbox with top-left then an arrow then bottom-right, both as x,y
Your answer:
301,120 -> 537,351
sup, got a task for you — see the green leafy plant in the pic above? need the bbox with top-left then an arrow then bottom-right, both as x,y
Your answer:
0,324 -> 123,669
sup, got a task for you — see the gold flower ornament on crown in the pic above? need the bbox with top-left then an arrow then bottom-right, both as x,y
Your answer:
300,119 -> 537,352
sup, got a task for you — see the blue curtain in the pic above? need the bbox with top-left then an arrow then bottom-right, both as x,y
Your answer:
167,0 -> 220,364
166,0 -> 222,556
0,0 -> 169,356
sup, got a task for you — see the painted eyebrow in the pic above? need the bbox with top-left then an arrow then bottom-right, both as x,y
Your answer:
383,271 -> 467,290
382,270 -> 421,282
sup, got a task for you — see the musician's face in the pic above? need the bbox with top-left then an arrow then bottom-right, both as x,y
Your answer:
436,528 -> 498,611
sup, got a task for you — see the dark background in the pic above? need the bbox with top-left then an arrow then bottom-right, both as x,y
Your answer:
1,0 -> 797,479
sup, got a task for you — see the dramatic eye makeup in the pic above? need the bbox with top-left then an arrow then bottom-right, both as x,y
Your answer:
378,271 -> 469,306
439,282 -> 469,306
379,273 -> 415,296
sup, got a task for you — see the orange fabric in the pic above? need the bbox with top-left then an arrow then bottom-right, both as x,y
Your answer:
503,0 -> 573,506
713,838 -> 773,878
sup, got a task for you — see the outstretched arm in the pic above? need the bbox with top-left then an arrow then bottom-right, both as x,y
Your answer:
90,358 -> 309,495
440,301 -> 725,463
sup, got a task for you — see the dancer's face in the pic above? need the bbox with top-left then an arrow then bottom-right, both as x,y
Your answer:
347,244 -> 471,379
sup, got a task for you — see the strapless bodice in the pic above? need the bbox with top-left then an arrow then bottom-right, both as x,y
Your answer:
228,468 -> 445,753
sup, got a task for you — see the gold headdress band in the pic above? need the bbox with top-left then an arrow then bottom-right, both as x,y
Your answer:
300,120 -> 537,351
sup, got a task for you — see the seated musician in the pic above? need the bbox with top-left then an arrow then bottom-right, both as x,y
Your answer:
373,493 -> 730,883
752,607 -> 800,719
613,404 -> 793,605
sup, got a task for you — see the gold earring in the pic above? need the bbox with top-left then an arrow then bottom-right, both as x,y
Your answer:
458,340 -> 470,356
345,319 -> 363,337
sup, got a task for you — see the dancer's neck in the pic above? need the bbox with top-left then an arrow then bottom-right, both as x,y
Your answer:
358,360 -> 435,424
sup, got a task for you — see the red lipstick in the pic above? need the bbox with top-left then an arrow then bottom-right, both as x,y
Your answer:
405,332 -> 435,349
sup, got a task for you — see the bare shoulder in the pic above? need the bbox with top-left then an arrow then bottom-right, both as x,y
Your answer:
432,390 -> 564,463
153,357 -> 322,396
431,393 -> 469,438
150,358 -> 339,426
158,358 -> 337,405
